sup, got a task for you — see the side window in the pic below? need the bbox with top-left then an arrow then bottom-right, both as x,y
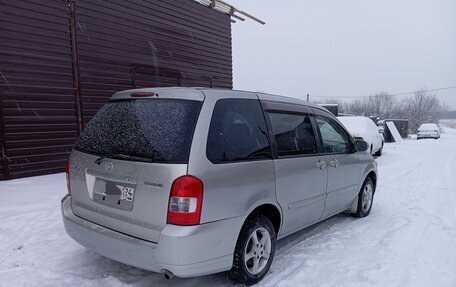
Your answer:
207,99 -> 271,163
268,112 -> 318,156
315,115 -> 352,154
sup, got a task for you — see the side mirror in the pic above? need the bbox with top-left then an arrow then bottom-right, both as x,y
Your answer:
355,140 -> 369,152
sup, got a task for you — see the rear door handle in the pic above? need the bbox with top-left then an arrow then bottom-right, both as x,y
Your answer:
316,160 -> 327,169
329,158 -> 340,167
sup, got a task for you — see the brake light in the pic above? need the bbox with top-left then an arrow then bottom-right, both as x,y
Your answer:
130,92 -> 155,97
167,175 -> 204,226
65,160 -> 71,195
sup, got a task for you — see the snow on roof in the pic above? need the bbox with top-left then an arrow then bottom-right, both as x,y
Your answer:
338,116 -> 376,135
193,0 -> 265,24
419,123 -> 439,130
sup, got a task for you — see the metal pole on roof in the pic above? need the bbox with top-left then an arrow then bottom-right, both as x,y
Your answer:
234,8 -> 265,25
229,6 -> 245,21
307,93 -> 310,102
214,0 -> 266,25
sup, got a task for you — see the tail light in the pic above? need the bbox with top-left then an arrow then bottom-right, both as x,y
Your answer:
65,160 -> 71,195
167,175 -> 204,226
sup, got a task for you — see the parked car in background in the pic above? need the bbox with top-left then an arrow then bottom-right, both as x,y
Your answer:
62,87 -> 378,286
417,123 -> 441,139
338,116 -> 384,156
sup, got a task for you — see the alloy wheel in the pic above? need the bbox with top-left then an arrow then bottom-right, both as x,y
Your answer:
244,227 -> 272,275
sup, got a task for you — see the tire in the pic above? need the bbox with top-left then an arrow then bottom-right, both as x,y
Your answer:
352,178 -> 375,218
228,215 -> 276,286
374,143 -> 383,157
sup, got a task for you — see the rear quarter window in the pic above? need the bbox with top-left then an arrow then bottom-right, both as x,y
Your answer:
206,99 -> 272,163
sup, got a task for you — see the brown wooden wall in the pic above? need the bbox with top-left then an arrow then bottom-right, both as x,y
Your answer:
0,0 -> 233,180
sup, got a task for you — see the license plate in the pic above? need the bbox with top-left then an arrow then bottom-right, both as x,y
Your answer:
117,185 -> 135,202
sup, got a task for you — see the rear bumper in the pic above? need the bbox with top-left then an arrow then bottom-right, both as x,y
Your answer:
417,133 -> 439,139
61,195 -> 245,277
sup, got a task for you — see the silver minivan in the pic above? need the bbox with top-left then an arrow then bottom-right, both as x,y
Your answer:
62,87 -> 377,285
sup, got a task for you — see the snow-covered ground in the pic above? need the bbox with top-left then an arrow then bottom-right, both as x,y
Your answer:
1,123 -> 456,287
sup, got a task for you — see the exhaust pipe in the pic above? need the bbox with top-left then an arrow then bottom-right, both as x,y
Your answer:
163,270 -> 174,280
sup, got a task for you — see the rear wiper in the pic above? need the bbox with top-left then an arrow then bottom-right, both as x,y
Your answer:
94,155 -> 108,165
111,153 -> 157,163
94,153 -> 164,164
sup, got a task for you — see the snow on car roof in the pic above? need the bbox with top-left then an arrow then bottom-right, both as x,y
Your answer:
338,116 -> 375,135
419,123 -> 438,130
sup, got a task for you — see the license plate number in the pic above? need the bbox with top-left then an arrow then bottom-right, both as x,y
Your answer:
118,185 -> 134,202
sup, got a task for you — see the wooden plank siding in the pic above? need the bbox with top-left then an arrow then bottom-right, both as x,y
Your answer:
0,0 -> 233,180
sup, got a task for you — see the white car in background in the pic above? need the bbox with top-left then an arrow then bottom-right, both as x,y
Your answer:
338,116 -> 384,156
417,123 -> 441,139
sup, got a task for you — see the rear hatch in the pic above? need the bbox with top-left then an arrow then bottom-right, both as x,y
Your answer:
69,97 -> 202,242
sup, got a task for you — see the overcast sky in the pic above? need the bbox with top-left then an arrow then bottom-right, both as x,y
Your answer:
228,0 -> 456,109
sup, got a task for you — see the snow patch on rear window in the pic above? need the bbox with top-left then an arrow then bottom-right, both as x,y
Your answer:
74,99 -> 201,163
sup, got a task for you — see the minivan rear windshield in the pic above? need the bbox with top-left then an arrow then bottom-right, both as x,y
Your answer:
74,99 -> 202,164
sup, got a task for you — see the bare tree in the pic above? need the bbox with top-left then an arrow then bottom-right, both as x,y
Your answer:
310,98 -> 349,114
343,92 -> 395,119
403,89 -> 444,132
311,88 -> 447,133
